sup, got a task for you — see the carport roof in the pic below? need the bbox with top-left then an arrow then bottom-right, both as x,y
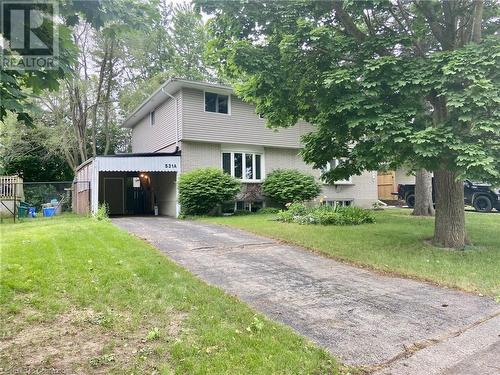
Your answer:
76,151 -> 181,173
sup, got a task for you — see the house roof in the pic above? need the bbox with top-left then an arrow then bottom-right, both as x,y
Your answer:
122,78 -> 233,129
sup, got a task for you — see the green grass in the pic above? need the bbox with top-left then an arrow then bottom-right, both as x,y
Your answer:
0,215 -> 348,374
202,209 -> 500,299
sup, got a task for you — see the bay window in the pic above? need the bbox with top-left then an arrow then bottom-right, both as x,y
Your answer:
222,152 -> 263,181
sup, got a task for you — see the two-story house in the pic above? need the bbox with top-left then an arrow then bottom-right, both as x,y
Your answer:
74,78 -> 378,216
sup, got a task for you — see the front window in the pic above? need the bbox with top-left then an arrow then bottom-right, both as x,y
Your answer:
222,152 -> 263,181
205,92 -> 229,114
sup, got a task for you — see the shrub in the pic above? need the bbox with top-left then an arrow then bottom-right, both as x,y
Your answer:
179,168 -> 241,215
276,204 -> 375,226
262,169 -> 321,206
256,207 -> 281,215
93,203 -> 109,221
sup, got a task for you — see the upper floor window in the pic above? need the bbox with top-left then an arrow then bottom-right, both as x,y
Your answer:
322,159 -> 353,184
150,110 -> 155,126
222,152 -> 262,181
205,92 -> 229,114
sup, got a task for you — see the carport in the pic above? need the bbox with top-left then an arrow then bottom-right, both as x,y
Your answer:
75,152 -> 181,216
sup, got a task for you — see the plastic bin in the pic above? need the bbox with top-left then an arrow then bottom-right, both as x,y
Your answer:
28,207 -> 36,218
18,206 -> 28,218
43,207 -> 56,217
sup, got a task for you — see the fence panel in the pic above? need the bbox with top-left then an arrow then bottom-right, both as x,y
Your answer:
0,179 -> 91,221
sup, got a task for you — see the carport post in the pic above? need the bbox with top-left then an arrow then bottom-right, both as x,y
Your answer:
175,170 -> 181,218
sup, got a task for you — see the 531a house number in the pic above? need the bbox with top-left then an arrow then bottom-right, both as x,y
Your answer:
165,163 -> 177,169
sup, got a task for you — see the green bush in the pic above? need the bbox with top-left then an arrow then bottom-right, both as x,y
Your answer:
179,168 -> 241,215
93,203 -> 109,221
256,207 -> 281,215
276,204 -> 375,226
262,169 -> 321,206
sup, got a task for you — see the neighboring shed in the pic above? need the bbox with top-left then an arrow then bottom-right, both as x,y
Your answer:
74,152 -> 181,216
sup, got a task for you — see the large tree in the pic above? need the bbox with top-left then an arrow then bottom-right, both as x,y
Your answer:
198,0 -> 499,249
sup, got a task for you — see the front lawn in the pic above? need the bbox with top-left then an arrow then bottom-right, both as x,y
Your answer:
0,216 -> 347,374
203,209 -> 500,298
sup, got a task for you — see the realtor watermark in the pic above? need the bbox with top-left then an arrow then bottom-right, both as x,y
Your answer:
1,0 -> 59,70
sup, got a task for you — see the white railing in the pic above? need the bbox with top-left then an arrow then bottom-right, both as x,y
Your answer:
0,175 -> 24,200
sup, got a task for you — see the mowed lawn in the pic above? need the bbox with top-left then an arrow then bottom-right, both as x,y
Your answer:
203,209 -> 500,298
0,216 -> 348,374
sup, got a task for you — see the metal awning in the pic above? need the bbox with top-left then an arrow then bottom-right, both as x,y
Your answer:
95,154 -> 180,172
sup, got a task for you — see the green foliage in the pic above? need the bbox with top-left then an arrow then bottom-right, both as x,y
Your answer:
119,3 -> 214,113
276,204 -> 375,226
233,209 -> 253,216
93,203 -> 109,221
179,168 -> 241,215
0,113 -> 73,181
256,207 -> 281,215
200,1 -> 500,185
262,169 -> 320,206
146,327 -> 160,341
24,185 -> 58,210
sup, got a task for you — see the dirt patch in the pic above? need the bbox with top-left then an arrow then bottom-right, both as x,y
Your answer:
0,308 -> 187,375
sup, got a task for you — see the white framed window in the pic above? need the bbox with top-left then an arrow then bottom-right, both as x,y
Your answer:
205,91 -> 230,114
322,159 -> 353,185
222,152 -> 263,181
150,110 -> 155,126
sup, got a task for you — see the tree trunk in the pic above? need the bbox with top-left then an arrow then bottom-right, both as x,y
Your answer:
433,170 -> 468,249
412,169 -> 435,216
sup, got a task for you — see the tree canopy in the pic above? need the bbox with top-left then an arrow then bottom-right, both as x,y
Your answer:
198,0 -> 499,248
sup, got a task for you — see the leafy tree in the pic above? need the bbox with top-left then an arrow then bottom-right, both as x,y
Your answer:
262,169 -> 320,207
179,168 -> 240,215
198,0 -> 500,249
0,113 -> 72,181
119,2 -> 214,113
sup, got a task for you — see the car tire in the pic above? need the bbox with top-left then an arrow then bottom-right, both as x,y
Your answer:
405,193 -> 415,208
473,196 -> 493,212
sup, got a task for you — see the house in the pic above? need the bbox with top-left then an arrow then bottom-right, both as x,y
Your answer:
75,78 -> 378,216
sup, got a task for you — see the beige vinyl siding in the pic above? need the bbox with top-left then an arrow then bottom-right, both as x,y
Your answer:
181,88 -> 313,148
131,90 -> 182,153
181,141 -> 221,173
265,147 -> 378,208
181,142 -> 378,208
151,172 -> 177,216
395,168 -> 416,185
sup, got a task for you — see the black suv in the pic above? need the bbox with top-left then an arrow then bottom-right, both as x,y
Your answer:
394,179 -> 500,212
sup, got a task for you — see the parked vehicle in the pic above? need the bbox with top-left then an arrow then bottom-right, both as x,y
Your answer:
393,179 -> 500,212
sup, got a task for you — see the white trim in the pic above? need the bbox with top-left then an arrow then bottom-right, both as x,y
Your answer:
103,177 -> 125,215
203,90 -> 231,116
221,151 -> 264,183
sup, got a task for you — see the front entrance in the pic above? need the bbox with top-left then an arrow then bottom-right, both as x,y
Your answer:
99,171 -> 177,216
104,177 -> 124,215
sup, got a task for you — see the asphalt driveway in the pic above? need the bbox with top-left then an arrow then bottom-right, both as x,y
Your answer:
112,217 -> 500,373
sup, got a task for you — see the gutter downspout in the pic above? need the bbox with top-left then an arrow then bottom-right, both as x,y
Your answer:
161,87 -> 179,149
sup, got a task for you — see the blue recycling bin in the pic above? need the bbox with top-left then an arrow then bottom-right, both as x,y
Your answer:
28,207 -> 36,218
43,207 -> 56,217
